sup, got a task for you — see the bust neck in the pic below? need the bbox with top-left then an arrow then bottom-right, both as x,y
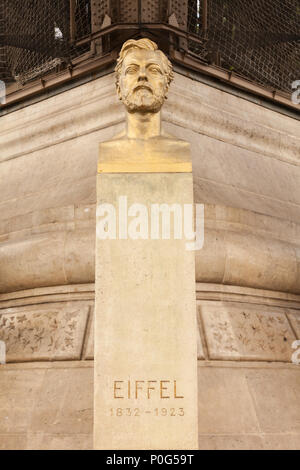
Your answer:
126,110 -> 161,140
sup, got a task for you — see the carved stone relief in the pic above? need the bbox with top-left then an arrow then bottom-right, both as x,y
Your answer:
0,304 -> 90,362
198,301 -> 296,361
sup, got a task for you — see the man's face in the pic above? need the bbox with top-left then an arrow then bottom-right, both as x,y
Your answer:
118,48 -> 168,113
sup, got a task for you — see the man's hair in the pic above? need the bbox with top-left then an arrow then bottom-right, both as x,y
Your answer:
115,38 -> 174,90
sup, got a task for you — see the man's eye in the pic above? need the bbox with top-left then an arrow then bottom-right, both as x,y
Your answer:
126,66 -> 138,74
149,67 -> 162,74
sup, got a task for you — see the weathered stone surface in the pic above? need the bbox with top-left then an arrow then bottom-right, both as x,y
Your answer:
260,434 -> 300,450
198,433 -> 300,450
0,303 -> 90,361
198,301 -> 296,361
195,205 -> 300,294
0,433 -> 28,450
0,361 -> 299,449
198,434 -> 264,450
0,432 -> 93,450
198,366 -> 260,434
0,362 -> 93,447
287,309 -> 300,338
84,309 -> 205,361
30,367 -> 93,434
197,362 -> 300,449
246,367 -> 300,433
0,229 -> 95,293
0,367 -> 46,434
221,231 -> 299,293
26,433 -> 93,450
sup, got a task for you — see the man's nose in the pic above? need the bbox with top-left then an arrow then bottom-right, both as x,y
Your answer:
137,67 -> 148,81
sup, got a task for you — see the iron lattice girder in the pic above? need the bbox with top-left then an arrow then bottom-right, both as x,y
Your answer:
0,34 -> 72,57
88,0 -> 189,28
0,0 -> 299,94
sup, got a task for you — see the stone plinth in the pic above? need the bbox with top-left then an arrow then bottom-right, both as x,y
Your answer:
94,138 -> 198,450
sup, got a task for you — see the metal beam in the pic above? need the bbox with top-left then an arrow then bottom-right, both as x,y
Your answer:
70,0 -> 76,43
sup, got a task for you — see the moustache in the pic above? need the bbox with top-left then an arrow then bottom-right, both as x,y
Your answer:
133,84 -> 153,93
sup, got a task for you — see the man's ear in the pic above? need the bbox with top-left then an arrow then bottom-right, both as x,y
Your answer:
116,84 -> 122,101
164,84 -> 169,99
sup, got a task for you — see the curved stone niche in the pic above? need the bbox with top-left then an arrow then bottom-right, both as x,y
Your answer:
0,204 -> 299,295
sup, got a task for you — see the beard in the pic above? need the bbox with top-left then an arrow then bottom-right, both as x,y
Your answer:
122,87 -> 165,113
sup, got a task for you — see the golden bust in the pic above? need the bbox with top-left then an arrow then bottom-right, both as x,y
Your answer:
98,38 -> 191,173
114,38 -> 173,140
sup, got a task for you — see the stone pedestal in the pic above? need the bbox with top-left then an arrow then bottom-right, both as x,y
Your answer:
94,138 -> 198,450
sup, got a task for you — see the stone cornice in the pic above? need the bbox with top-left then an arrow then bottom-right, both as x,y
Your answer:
196,283 -> 300,310
0,73 -> 299,168
165,77 -> 300,167
0,77 -> 124,163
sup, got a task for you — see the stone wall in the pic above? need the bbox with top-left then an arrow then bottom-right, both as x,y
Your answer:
0,72 -> 299,449
0,283 -> 300,449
